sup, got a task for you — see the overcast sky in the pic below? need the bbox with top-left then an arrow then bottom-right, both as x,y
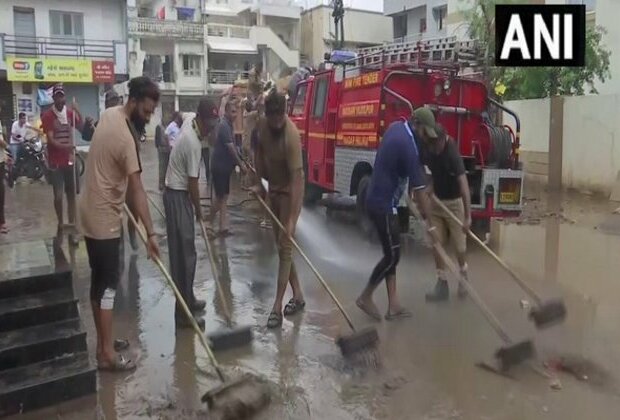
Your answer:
297,0 -> 383,13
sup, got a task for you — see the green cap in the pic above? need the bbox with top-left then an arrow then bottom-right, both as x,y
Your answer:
413,107 -> 438,139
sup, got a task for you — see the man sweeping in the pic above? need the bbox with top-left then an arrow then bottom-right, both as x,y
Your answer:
420,124 -> 472,302
163,98 -> 220,330
41,84 -> 89,245
79,76 -> 160,371
252,90 -> 305,328
356,108 -> 439,321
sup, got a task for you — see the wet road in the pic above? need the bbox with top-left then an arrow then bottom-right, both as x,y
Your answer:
3,148 -> 620,419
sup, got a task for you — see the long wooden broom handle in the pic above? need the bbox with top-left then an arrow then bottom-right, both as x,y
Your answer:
123,204 -> 226,383
145,193 -> 235,327
199,220 -> 235,327
245,161 -> 356,331
253,192 -> 357,332
407,198 -> 514,344
431,195 -> 542,305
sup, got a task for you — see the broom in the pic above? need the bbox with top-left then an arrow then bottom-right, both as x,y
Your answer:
146,193 -> 253,350
246,166 -> 379,358
431,195 -> 566,329
124,204 -> 270,417
407,198 -> 535,371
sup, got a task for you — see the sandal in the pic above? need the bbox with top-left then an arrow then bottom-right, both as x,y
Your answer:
98,354 -> 136,372
218,229 -> 232,237
283,298 -> 306,316
0,225 -> 8,234
385,309 -> 413,321
266,311 -> 283,329
113,339 -> 130,352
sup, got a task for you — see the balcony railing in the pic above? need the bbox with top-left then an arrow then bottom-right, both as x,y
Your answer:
207,24 -> 251,39
1,35 -> 116,60
128,17 -> 204,39
208,69 -> 249,85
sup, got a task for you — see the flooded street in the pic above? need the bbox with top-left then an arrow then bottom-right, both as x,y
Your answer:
3,148 -> 620,420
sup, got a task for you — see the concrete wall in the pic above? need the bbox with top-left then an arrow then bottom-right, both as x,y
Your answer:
503,94 -> 620,194
0,0 -> 126,42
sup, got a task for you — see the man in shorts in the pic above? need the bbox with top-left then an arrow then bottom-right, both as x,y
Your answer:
356,108 -> 439,321
208,100 -> 247,236
79,76 -> 160,372
252,91 -> 305,328
41,84 -> 90,243
420,124 -> 472,301
164,98 -> 220,329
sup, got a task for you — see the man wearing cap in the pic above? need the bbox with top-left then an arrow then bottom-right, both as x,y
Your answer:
356,107 -> 440,321
41,84 -> 90,243
418,124 -> 471,302
163,98 -> 220,329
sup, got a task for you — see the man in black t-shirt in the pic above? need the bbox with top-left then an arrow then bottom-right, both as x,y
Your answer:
419,124 -> 472,302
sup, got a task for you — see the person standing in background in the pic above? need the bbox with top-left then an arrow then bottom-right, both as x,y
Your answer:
165,112 -> 183,149
0,120 -> 7,234
41,84 -> 89,245
155,122 -> 170,191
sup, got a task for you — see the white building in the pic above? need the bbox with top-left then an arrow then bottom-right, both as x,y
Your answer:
384,0 -> 448,43
300,4 -> 392,67
127,0 -> 301,125
0,0 -> 129,130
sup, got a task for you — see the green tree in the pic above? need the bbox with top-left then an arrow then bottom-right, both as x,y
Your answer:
460,0 -> 612,100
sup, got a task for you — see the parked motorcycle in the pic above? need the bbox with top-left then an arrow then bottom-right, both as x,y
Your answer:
5,136 -> 48,188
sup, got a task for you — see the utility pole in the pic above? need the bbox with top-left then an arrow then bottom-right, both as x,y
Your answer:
332,0 -> 345,50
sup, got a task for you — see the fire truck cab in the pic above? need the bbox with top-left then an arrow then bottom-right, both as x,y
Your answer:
288,37 -> 524,235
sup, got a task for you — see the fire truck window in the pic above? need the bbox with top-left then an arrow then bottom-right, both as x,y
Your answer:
312,78 -> 328,119
292,84 -> 307,117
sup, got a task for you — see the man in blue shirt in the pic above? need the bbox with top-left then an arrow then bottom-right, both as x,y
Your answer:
356,107 -> 440,321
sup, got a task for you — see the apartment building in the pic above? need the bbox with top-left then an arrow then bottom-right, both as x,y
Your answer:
384,0 -> 448,43
300,4 -> 392,67
127,0 -> 300,124
0,0 -> 129,130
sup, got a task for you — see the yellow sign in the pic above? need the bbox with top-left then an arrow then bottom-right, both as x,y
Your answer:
499,192 -> 517,204
339,101 -> 379,118
7,57 -> 93,83
343,71 -> 380,90
338,134 -> 378,148
341,122 -> 376,131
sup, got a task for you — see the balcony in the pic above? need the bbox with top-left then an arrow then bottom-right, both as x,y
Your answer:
128,17 -> 204,40
208,69 -> 249,86
0,34 -> 127,74
207,24 -> 251,39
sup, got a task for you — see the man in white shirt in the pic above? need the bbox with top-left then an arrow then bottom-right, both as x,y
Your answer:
165,112 -> 183,149
163,98 -> 219,329
10,112 -> 34,161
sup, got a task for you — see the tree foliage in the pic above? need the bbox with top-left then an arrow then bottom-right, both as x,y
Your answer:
460,0 -> 612,100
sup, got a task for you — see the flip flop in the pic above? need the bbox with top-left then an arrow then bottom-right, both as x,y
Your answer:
0,225 -> 8,234
113,339 -> 130,352
267,311 -> 283,329
98,354 -> 136,372
356,298 -> 382,322
218,229 -> 233,237
283,298 -> 306,316
385,309 -> 413,321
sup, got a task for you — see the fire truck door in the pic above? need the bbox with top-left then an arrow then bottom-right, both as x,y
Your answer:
306,74 -> 330,186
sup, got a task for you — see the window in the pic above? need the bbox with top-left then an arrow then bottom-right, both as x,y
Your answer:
312,78 -> 328,119
291,84 -> 308,117
419,18 -> 426,34
434,6 -> 447,31
394,13 -> 408,39
50,11 -> 84,38
567,0 -> 596,11
182,55 -> 201,77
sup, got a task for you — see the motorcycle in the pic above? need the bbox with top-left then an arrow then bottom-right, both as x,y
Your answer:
5,135 -> 48,188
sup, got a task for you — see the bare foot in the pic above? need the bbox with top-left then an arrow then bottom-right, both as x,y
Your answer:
356,297 -> 382,321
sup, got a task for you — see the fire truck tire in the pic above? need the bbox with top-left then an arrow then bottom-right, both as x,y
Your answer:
356,175 -> 377,241
302,153 -> 322,206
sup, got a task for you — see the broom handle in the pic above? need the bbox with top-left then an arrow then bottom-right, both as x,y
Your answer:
406,198 -> 513,344
123,204 -> 227,383
199,219 -> 235,327
253,193 -> 357,332
431,195 -> 542,305
145,193 -> 235,327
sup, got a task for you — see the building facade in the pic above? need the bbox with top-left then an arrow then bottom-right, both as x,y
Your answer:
127,0 -> 301,127
300,4 -> 392,67
0,0 -> 129,133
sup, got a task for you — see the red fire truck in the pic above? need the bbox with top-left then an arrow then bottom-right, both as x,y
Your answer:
288,37 -> 524,235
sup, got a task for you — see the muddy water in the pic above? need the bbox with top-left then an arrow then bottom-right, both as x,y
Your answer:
2,148 -> 620,419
